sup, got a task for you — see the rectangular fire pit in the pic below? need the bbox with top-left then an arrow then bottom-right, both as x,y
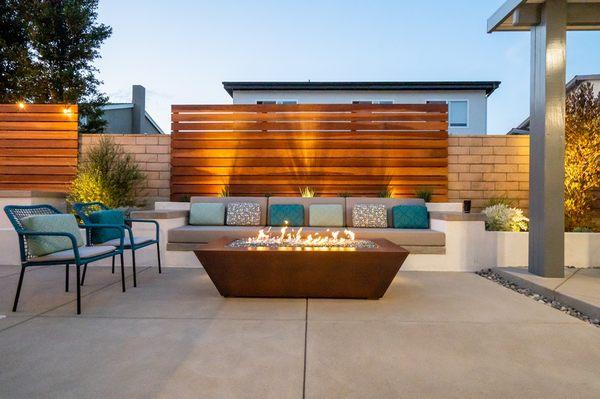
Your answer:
195,237 -> 409,299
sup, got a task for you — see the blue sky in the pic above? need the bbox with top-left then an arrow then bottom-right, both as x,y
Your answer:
96,0 -> 600,134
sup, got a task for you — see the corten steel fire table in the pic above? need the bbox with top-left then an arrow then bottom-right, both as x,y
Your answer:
194,237 -> 409,299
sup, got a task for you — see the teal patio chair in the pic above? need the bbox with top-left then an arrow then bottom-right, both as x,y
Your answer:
4,205 -> 125,314
73,202 -> 161,289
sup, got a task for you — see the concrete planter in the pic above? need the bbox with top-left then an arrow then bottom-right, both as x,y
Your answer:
485,231 -> 600,268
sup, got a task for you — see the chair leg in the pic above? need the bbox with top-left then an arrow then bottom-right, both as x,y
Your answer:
131,249 -> 137,288
76,263 -> 81,315
81,263 -> 88,286
12,266 -> 26,312
120,252 -> 126,293
65,264 -> 69,292
111,255 -> 115,274
157,243 -> 162,274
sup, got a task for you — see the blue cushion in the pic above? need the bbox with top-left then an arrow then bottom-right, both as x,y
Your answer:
21,214 -> 84,257
269,204 -> 304,227
392,205 -> 429,229
190,203 -> 225,225
89,210 -> 125,244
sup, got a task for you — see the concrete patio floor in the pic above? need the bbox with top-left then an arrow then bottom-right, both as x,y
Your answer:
0,266 -> 599,399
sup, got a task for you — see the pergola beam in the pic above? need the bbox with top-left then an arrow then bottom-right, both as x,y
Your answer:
513,3 -> 600,28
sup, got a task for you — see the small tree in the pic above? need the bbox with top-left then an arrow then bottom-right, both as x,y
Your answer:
68,136 -> 146,209
564,82 -> 600,231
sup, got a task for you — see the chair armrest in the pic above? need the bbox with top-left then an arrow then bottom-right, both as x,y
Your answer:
20,231 -> 82,263
126,218 -> 160,242
81,223 -> 126,251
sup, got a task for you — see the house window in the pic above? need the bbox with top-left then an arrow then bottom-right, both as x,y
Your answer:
427,100 -> 468,127
256,100 -> 297,105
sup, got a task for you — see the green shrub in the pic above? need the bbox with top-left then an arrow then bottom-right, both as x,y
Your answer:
299,186 -> 316,198
482,204 -> 529,232
415,188 -> 432,202
68,136 -> 146,208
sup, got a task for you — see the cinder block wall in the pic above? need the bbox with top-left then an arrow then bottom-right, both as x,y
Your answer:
80,134 -> 171,207
448,135 -> 530,211
80,134 -> 534,213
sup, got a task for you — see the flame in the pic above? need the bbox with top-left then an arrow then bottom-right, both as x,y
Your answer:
245,227 -> 358,248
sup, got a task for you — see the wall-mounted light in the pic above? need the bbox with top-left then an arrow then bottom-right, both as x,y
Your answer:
17,102 -> 25,110
63,107 -> 72,114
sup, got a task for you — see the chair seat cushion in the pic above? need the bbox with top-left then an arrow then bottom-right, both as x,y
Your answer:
269,204 -> 304,227
21,214 -> 84,257
100,235 -> 154,247
89,210 -> 125,244
31,245 -> 116,262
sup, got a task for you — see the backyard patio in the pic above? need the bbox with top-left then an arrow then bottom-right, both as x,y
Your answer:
1,265 -> 599,399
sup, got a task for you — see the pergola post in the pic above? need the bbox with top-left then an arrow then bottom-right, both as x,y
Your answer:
528,0 -> 566,277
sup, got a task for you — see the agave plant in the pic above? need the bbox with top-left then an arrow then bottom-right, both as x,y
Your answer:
218,185 -> 231,197
415,188 -> 433,203
378,188 -> 393,198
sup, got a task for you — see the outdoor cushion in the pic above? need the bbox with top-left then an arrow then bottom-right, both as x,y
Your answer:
189,203 -> 225,226
100,235 -> 154,247
21,214 -> 84,257
190,197 -> 268,225
309,204 -> 344,227
226,202 -> 262,226
89,209 -> 125,244
169,225 -> 261,243
352,204 -> 387,228
269,204 -> 304,226
392,205 -> 429,229
30,245 -> 116,262
346,198 -> 426,228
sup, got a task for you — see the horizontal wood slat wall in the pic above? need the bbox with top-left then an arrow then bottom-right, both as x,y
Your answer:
171,104 -> 448,200
0,104 -> 78,192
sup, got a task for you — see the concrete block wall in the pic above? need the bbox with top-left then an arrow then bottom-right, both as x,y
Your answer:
80,134 -> 171,207
448,135 -> 530,211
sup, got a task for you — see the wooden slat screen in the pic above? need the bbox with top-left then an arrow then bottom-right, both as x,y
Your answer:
171,104 -> 448,201
0,104 -> 78,192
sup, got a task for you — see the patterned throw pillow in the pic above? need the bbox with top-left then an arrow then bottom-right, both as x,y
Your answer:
226,202 -> 261,226
352,204 -> 387,228
21,214 -> 84,257
392,205 -> 429,229
269,204 -> 304,227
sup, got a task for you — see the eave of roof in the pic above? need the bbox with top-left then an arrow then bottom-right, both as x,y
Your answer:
222,81 -> 501,97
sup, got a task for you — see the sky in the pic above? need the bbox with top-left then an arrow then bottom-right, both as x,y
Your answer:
95,0 -> 600,134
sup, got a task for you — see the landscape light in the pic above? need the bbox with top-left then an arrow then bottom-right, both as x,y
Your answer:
17,102 -> 25,110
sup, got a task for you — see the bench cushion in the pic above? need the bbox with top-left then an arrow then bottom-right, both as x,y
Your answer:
31,245 -> 115,262
169,225 -> 262,243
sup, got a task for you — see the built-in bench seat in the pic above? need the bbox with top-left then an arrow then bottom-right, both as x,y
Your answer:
165,195 -> 447,255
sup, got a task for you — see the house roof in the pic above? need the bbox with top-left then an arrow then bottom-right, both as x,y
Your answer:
222,81 -> 501,97
488,0 -> 600,33
510,74 -> 600,133
101,103 -> 165,134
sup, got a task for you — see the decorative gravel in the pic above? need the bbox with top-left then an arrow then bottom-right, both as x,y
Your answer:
477,268 -> 600,328
228,239 -> 378,249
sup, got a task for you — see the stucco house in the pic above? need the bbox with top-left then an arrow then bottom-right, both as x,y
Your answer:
223,81 -> 501,135
85,85 -> 164,134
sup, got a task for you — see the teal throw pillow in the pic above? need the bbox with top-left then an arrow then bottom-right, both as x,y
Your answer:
89,209 -> 125,244
190,203 -> 225,226
269,204 -> 304,227
392,205 -> 429,229
22,214 -> 84,256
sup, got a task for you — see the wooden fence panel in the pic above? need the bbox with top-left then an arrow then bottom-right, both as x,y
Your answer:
171,104 -> 448,201
0,104 -> 78,192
